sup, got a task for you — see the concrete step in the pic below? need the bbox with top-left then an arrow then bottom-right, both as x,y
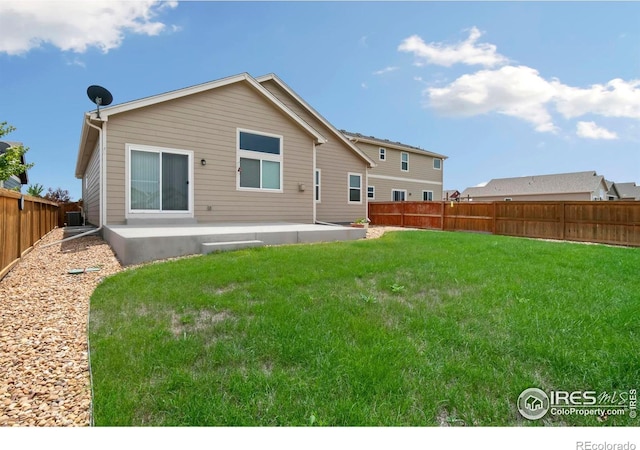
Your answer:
201,240 -> 264,254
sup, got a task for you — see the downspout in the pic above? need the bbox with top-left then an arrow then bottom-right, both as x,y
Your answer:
42,116 -> 104,247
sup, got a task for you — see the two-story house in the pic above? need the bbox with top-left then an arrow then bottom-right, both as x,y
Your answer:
342,132 -> 447,203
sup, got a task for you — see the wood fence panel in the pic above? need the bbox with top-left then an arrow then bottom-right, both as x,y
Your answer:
0,189 -> 59,279
369,200 -> 640,247
403,202 -> 442,229
368,202 -> 403,227
443,202 -> 493,233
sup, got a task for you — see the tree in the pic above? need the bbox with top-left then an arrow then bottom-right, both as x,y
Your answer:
27,183 -> 44,197
0,121 -> 34,182
44,187 -> 71,203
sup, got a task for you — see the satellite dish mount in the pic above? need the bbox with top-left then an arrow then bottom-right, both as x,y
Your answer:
87,85 -> 113,119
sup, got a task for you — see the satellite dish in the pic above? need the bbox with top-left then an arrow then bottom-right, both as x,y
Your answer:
87,85 -> 113,119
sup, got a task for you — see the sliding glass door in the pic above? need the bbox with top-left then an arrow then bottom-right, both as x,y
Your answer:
130,146 -> 190,213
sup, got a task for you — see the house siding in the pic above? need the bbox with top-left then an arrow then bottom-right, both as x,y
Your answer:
104,82 -> 315,225
355,141 -> 443,201
0,177 -> 21,191
260,80 -> 369,223
83,141 -> 101,225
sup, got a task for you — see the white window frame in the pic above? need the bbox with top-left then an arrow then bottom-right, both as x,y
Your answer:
125,143 -> 194,219
401,152 -> 409,172
433,158 -> 442,170
315,169 -> 321,203
379,147 -> 386,161
392,189 -> 407,202
422,190 -> 434,201
348,172 -> 363,204
236,128 -> 284,193
367,185 -> 375,200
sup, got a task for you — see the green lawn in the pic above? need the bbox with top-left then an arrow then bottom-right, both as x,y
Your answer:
88,231 -> 640,426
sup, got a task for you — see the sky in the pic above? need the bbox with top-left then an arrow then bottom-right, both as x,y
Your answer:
0,0 -> 639,202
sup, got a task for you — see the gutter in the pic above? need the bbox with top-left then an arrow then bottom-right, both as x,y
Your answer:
43,116 -> 105,248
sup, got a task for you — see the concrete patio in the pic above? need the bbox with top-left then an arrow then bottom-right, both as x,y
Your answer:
102,222 -> 367,266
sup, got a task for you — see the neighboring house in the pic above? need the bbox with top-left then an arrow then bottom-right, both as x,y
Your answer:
443,189 -> 461,201
460,171 -> 610,202
605,180 -> 619,201
75,73 -> 376,229
0,141 -> 29,191
612,182 -> 640,200
342,131 -> 447,203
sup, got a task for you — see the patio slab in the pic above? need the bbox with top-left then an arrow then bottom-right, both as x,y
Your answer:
103,223 -> 366,266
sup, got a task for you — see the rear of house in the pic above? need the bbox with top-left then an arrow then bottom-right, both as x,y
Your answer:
342,132 -> 446,203
76,73 -> 372,228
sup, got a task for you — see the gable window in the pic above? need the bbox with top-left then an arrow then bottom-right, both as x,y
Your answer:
422,190 -> 433,201
237,129 -> 283,191
379,148 -> 386,161
315,169 -> 321,202
348,173 -> 362,204
367,186 -> 375,199
392,189 -> 407,201
433,158 -> 442,170
401,152 -> 409,172
128,144 -> 193,214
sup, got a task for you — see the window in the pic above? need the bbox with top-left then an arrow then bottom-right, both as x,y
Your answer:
433,158 -> 442,170
422,191 -> 433,201
392,189 -> 407,201
401,152 -> 409,172
315,169 -> 321,203
379,148 -> 386,161
237,129 -> 283,191
348,173 -> 362,204
128,144 -> 192,213
367,186 -> 375,199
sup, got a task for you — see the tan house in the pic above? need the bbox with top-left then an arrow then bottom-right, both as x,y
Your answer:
76,73 -> 379,231
460,171 -> 610,202
342,132 -> 447,203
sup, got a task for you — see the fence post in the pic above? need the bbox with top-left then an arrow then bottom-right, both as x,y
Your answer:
441,201 -> 446,230
492,202 -> 497,235
560,202 -> 566,241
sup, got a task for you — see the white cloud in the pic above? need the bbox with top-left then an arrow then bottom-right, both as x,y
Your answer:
427,65 -> 557,133
553,78 -> 640,120
373,66 -> 399,76
398,27 -> 508,68
576,121 -> 618,140
407,27 -> 640,135
0,0 -> 178,55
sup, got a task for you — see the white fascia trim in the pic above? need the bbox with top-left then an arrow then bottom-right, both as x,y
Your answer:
85,73 -> 327,144
256,73 -> 376,168
368,174 -> 443,185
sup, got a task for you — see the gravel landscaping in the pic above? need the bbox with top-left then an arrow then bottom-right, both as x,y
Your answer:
0,228 -> 122,426
0,225 -> 408,426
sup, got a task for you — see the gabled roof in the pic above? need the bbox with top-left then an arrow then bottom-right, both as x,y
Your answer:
613,182 -> 640,200
341,130 -> 448,160
461,171 -> 607,198
255,73 -> 376,168
76,73 -> 328,177
0,141 -> 29,184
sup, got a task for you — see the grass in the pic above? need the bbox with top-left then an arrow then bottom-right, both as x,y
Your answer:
88,231 -> 640,426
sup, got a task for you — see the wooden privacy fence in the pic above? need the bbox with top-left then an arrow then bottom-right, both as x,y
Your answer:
368,201 -> 640,247
0,188 -> 59,280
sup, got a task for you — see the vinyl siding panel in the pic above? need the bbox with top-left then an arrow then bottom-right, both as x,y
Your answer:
83,141 -> 101,225
104,82 -> 315,225
357,141 -> 443,202
260,80 -> 368,222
